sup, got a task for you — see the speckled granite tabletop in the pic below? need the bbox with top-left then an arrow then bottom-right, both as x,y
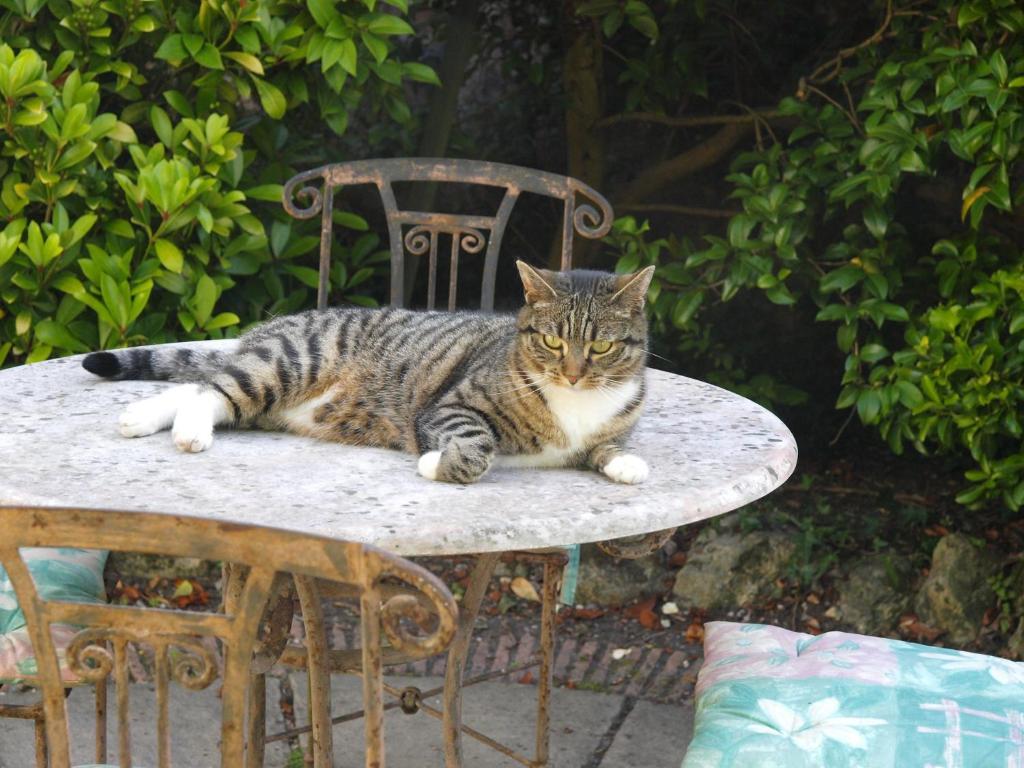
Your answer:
0,341 -> 797,555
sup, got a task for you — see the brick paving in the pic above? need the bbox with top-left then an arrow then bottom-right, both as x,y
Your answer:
315,613 -> 703,706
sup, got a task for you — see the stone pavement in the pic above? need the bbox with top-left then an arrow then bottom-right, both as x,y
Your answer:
0,674 -> 693,767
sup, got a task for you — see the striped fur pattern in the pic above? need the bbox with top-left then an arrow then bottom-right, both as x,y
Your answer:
82,262 -> 655,484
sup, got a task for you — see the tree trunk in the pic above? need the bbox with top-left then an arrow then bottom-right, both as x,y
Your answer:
552,13 -> 606,270
402,0 -> 480,305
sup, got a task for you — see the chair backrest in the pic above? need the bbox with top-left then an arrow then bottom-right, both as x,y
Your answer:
0,506 -> 457,768
281,158 -> 614,311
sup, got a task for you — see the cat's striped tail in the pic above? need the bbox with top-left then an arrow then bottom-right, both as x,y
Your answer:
82,346 -> 229,382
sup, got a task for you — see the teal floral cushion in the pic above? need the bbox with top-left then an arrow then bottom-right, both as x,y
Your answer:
683,621 -> 1024,768
0,547 -> 108,684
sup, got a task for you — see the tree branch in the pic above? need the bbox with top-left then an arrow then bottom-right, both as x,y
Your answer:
598,108 -> 785,129
616,123 -> 750,206
619,203 -> 739,219
804,0 -> 894,86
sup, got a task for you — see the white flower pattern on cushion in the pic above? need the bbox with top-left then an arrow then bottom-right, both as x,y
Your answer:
747,697 -> 886,751
918,650 -> 1024,686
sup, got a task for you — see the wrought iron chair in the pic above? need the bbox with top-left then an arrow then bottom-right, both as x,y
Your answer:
279,158 -> 675,767
0,506 -> 457,768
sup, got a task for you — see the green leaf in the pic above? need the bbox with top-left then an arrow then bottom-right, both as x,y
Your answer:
308,0 -> 338,27
820,266 -> 863,293
856,389 -> 882,424
671,291 -> 703,327
224,51 -> 264,75
101,274 -> 129,328
284,265 -> 321,289
403,62 -> 440,86
34,319 -> 88,352
155,34 -> 187,62
193,274 -> 217,326
628,14 -> 658,39
195,44 -> 224,70
204,312 -> 240,330
163,90 -> 194,117
153,239 -> 184,273
859,343 -> 889,363
366,14 -> 414,36
252,77 -> 287,119
727,214 -> 756,247
244,184 -> 284,202
150,105 -> 173,146
333,211 -> 369,230
360,31 -> 388,64
862,204 -> 888,239
896,381 -> 924,409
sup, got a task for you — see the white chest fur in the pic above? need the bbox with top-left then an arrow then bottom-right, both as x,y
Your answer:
495,377 -> 641,468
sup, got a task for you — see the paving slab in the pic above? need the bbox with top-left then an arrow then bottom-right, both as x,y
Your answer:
290,674 -> 623,768
0,679 -> 290,768
599,700 -> 693,768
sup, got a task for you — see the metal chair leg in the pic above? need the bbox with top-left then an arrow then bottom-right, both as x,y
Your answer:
95,677 -> 108,765
247,672 -> 267,768
34,713 -> 47,768
294,574 -> 334,768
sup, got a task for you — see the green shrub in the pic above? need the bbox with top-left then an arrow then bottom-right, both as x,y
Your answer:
0,0 -> 433,366
608,0 -> 1024,509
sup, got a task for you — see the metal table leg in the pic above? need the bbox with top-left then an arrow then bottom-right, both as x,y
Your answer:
442,551 -> 500,768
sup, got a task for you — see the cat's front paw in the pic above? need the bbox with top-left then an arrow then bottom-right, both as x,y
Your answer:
417,451 -> 442,481
172,410 -> 214,453
602,454 -> 649,484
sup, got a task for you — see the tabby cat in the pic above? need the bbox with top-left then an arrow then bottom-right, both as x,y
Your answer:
82,262 -> 654,485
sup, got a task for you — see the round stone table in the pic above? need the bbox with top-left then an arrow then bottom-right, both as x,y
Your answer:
0,341 -> 797,767
0,341 -> 797,555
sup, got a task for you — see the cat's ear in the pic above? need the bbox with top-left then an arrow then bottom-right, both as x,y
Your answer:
516,261 -> 559,306
610,266 -> 655,313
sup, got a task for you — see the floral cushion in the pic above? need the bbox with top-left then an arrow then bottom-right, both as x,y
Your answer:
0,547 -> 108,684
682,621 -> 1024,768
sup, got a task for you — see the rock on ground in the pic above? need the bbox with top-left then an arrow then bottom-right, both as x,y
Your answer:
835,552 -> 916,636
914,533 -> 997,646
672,528 -> 795,610
574,545 -> 668,606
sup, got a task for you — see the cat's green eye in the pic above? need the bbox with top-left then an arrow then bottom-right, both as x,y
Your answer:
541,334 -> 563,350
590,340 -> 613,355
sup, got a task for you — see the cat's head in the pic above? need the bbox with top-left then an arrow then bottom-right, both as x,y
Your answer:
514,261 -> 654,390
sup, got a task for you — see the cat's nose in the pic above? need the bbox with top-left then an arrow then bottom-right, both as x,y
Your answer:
565,374 -> 579,385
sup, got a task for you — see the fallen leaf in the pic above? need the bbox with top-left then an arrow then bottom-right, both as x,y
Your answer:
684,620 -> 705,644
805,593 -> 820,605
805,617 -> 821,635
572,608 -> 606,620
924,524 -> 949,537
899,613 -> 944,643
510,577 -> 540,602
669,552 -> 687,567
172,579 -> 194,599
518,670 -> 534,684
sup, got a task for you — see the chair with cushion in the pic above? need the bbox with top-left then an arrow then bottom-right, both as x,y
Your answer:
0,546 -> 109,767
683,621 -> 1024,768
0,505 -> 457,767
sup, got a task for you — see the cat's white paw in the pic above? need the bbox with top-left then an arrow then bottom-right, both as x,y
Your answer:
418,451 -> 442,481
603,454 -> 649,484
172,403 -> 214,453
119,393 -> 182,437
